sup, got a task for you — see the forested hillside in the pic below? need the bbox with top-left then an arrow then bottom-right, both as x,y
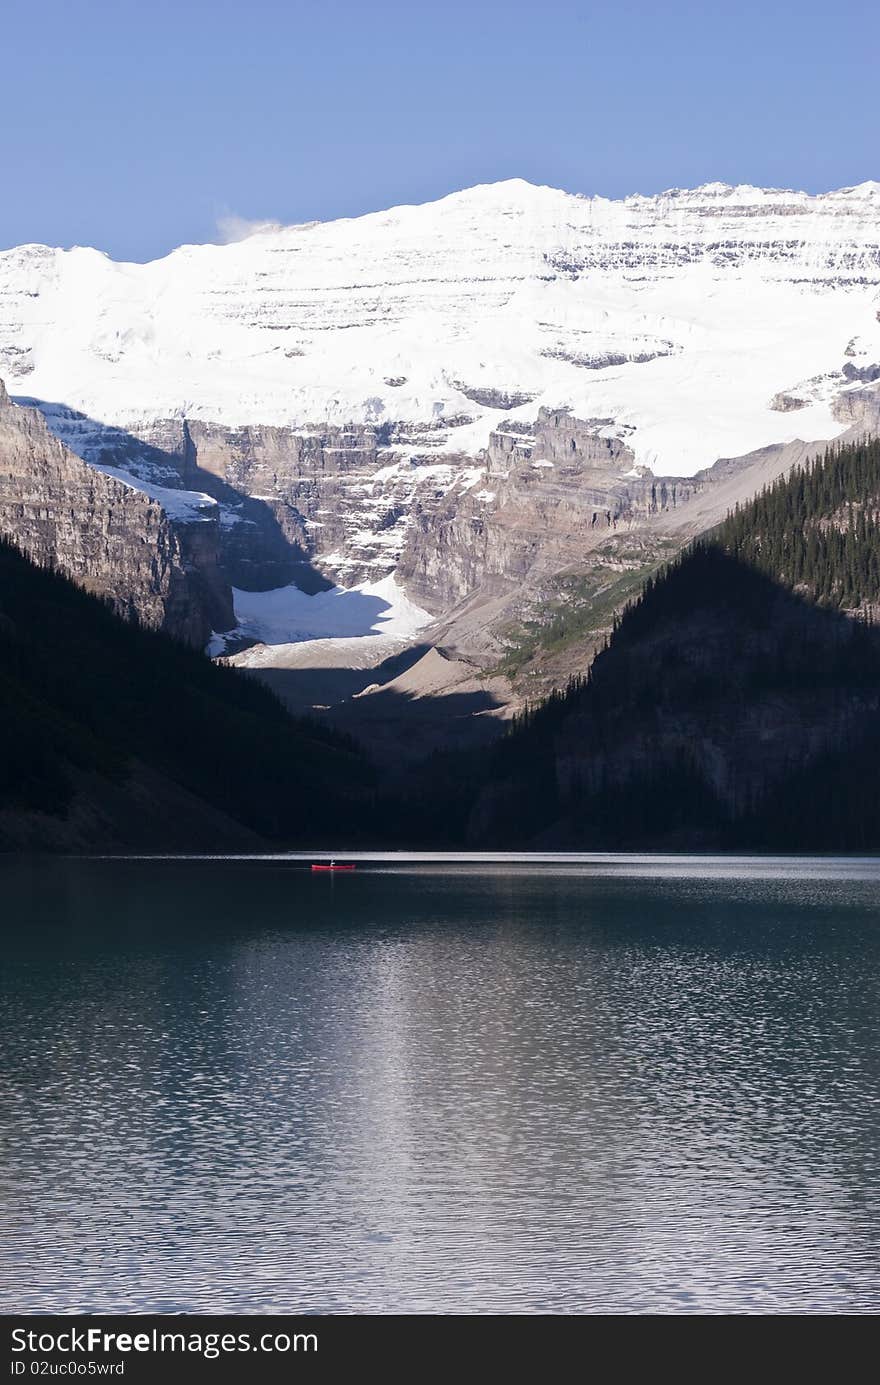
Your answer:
410,436 -> 880,850
5,434 -> 880,853
718,436 -> 880,610
0,538 -> 374,849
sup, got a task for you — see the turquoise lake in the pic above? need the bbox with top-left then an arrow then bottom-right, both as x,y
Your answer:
1,854 -> 879,1313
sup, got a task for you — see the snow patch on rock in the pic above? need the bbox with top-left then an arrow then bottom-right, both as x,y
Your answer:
208,574 -> 431,658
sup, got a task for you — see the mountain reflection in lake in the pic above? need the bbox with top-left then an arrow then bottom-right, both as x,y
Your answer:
1,855 -> 879,1313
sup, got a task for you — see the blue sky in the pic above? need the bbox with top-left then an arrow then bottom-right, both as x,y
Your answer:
3,0 -> 877,261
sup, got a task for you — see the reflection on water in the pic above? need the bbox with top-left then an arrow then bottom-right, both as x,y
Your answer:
1,856 -> 879,1313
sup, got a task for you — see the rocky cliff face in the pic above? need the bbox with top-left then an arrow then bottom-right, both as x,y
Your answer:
2,179 -> 878,695
25,401 -> 482,590
393,395 -> 879,709
0,383 -> 232,645
167,416 -> 478,589
399,409 -> 704,617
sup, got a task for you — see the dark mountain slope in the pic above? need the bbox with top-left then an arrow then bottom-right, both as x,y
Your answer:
0,538 -> 373,850
407,437 -> 880,850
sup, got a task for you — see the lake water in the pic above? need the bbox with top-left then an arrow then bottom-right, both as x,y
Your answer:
2,854 -> 879,1314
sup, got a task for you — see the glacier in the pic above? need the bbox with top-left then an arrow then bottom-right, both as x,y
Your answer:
208,574 -> 431,659
2,178 -> 879,479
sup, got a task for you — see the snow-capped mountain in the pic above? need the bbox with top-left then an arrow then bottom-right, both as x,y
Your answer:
2,178 -> 879,478
2,179 -> 880,676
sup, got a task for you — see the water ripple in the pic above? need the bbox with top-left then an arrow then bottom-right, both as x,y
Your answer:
1,859 -> 879,1313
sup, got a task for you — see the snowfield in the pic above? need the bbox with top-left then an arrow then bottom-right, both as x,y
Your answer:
2,178 -> 879,477
208,574 -> 432,661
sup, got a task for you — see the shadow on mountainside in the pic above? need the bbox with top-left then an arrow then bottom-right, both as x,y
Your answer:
329,684 -> 507,761
387,546 -> 880,851
0,536 -> 376,852
252,642 -> 432,712
15,395 -> 331,595
250,638 -> 510,767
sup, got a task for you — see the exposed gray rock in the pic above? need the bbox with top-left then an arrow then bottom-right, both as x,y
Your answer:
452,383 -> 537,409
539,345 -> 677,370
770,391 -> 810,412
171,417 -> 437,587
832,381 -> 880,432
28,402 -> 487,590
0,382 -> 232,645
395,408 -> 859,706
398,408 -> 702,618
842,361 -> 880,384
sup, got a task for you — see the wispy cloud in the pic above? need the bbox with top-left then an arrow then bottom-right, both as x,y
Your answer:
215,210 -> 283,244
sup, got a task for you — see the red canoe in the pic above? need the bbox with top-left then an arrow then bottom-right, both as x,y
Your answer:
311,863 -> 356,872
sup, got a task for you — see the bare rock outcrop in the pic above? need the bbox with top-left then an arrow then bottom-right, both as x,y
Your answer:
396,407 -> 858,703
832,380 -> 880,432
42,407 -> 477,590
398,408 -> 703,619
0,382 -> 232,645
